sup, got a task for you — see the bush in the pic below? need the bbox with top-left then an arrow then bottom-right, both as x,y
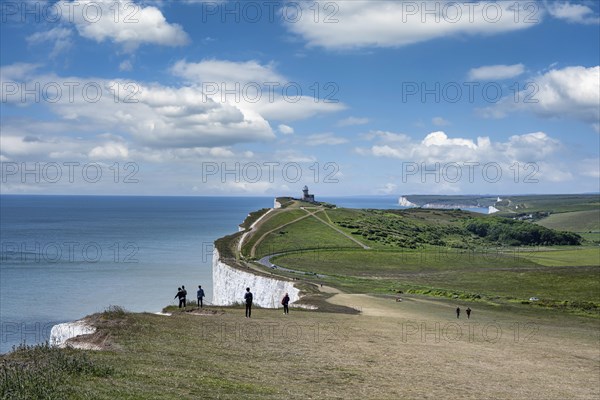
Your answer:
102,305 -> 128,319
465,218 -> 582,246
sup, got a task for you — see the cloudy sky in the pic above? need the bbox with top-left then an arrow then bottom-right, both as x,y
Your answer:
1,0 -> 599,196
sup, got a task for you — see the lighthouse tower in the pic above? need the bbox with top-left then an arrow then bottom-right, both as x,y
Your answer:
302,186 -> 315,202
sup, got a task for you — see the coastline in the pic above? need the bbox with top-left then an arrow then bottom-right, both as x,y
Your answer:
45,200 -> 301,350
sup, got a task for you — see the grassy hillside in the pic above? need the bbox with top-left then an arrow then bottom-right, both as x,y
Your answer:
272,248 -> 599,312
255,211 -> 362,257
242,201 -> 587,258
536,209 -> 600,232
244,200 -> 596,315
3,300 -> 599,399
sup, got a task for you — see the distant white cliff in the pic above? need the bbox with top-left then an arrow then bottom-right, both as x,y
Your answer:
212,248 -> 300,308
50,320 -> 96,348
488,206 -> 500,214
398,196 -> 417,207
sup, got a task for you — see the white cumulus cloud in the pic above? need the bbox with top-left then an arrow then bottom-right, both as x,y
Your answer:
171,59 -> 346,121
482,65 -> 600,128
89,142 -> 129,159
1,67 -> 276,149
547,1 -> 600,24
58,0 -> 189,51
285,1 -> 541,50
468,64 -> 525,80
278,124 -> 294,135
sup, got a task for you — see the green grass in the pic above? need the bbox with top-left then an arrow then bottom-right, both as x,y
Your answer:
579,232 -> 600,244
241,209 -> 307,256
4,300 -> 599,399
255,212 -> 362,257
239,200 -> 597,314
272,248 -> 600,314
215,231 -> 244,259
272,248 -> 542,277
239,208 -> 271,230
1,343 -> 113,399
536,210 -> 600,232
2,308 -> 377,399
498,194 -> 600,214
519,247 -> 600,266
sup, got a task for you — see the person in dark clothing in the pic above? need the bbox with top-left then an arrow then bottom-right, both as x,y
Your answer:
181,285 -> 187,308
197,285 -> 205,308
466,307 -> 472,319
281,292 -> 290,315
175,287 -> 185,308
456,307 -> 461,319
244,287 -> 253,318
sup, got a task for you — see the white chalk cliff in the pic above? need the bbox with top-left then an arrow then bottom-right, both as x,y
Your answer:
212,248 -> 300,308
50,320 -> 96,348
398,196 -> 417,207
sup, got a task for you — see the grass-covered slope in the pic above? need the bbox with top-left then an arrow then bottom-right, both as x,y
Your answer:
273,248 -> 599,313
4,301 -> 599,399
247,200 -> 596,315
254,211 -> 363,257
537,209 -> 600,232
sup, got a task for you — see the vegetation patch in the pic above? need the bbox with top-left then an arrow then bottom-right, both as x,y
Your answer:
1,343 -> 113,399
465,217 -> 582,246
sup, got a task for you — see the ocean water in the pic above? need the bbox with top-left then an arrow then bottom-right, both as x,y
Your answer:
0,195 -> 272,353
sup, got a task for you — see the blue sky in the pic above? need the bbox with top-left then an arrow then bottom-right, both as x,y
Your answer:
1,0 -> 599,196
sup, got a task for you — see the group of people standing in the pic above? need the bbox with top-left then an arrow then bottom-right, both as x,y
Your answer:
174,285 -> 290,317
174,285 -> 205,308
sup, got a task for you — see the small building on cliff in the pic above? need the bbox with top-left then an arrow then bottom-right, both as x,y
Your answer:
301,185 -> 315,202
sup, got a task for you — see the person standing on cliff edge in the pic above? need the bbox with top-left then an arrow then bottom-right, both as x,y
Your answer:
281,292 -> 290,315
197,285 -> 205,308
175,287 -> 185,308
244,287 -> 253,318
181,285 -> 187,308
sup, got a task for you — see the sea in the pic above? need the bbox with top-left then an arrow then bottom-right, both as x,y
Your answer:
0,194 -> 487,353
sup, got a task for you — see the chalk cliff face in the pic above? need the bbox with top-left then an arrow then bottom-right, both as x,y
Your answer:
488,206 -> 500,214
212,249 -> 299,308
50,320 -> 95,348
398,196 -> 417,207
